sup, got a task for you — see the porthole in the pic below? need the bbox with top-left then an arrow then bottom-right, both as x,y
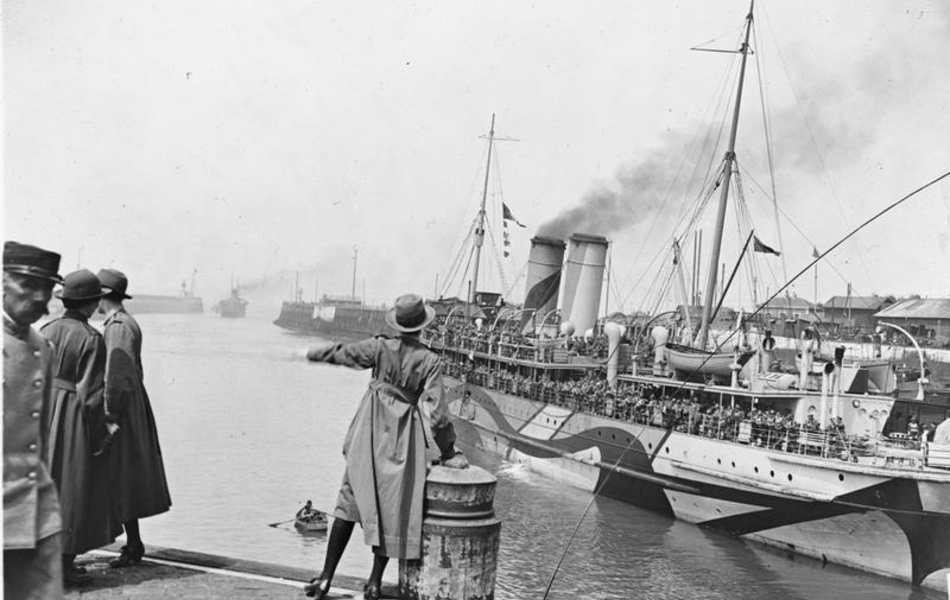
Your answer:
754,466 -> 759,474
787,474 -> 793,482
770,470 -> 775,478
612,434 -> 616,440
717,458 -> 722,465
838,473 -> 845,482
731,461 -> 736,468
665,447 -> 670,454
648,443 -> 653,450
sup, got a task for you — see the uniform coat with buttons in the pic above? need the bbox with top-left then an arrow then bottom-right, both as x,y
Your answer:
102,309 -> 171,522
40,311 -> 120,554
3,317 -> 62,549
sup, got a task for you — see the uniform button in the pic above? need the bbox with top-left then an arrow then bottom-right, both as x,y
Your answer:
33,379 -> 43,388
28,443 -> 38,452
33,350 -> 42,358
27,472 -> 37,481
31,411 -> 40,419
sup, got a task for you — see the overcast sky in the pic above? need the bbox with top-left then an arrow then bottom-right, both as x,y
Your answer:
4,0 -> 949,313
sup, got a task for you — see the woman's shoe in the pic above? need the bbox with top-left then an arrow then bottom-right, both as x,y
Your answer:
364,583 -> 381,600
63,564 -> 92,586
109,544 -> 144,568
303,577 -> 330,599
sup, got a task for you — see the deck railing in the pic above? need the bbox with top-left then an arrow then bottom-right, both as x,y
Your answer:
442,361 -> 935,467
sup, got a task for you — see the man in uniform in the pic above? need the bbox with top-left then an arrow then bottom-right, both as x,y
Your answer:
3,241 -> 65,600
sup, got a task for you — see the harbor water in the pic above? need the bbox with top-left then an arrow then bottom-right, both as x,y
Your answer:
124,310 -> 941,600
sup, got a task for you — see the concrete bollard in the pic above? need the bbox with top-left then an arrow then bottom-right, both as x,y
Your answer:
399,465 -> 502,600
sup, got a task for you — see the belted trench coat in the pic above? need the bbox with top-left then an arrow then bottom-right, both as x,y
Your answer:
103,309 -> 171,522
307,335 -> 455,560
40,311 -> 120,554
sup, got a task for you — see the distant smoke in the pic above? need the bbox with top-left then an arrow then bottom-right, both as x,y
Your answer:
537,136 -> 701,240
540,6 -> 949,241
752,6 -> 948,174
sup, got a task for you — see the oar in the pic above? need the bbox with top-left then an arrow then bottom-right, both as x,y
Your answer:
267,517 -> 297,528
268,506 -> 331,528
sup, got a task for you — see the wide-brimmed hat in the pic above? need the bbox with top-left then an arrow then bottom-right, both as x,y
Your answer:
56,269 -> 109,301
385,293 -> 436,333
3,241 -> 63,284
97,268 -> 133,299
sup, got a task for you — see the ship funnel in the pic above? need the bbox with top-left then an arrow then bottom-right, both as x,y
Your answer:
560,233 -> 609,336
521,236 -> 566,333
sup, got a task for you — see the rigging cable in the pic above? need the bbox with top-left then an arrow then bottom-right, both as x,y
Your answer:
751,17 -> 789,286
758,4 -> 877,293
616,48 -> 738,304
676,169 -> 949,398
440,221 -> 477,297
738,162 -> 867,295
539,169 -> 949,600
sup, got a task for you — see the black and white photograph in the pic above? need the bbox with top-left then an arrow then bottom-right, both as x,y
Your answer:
3,1 -> 950,599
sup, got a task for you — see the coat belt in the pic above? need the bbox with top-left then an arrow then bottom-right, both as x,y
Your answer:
370,381 -> 420,406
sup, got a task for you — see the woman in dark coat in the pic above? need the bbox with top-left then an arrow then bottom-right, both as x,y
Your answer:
302,294 -> 467,600
97,269 -> 172,567
40,269 -> 121,584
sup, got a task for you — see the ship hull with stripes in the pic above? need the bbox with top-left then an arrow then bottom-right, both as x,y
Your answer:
445,377 -> 950,590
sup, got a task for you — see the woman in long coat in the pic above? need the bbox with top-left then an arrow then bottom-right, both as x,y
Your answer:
40,269 -> 121,583
97,269 -> 172,567
303,294 -> 466,600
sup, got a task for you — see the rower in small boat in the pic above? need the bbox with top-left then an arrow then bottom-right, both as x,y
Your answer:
295,500 -> 329,532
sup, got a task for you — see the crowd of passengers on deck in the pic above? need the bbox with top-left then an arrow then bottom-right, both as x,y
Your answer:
431,322 -> 614,360
444,359 -> 938,456
430,320 -> 941,453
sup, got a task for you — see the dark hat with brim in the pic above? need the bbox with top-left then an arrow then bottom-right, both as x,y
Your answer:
3,241 -> 64,284
97,268 -> 133,299
385,293 -> 436,333
56,269 -> 109,301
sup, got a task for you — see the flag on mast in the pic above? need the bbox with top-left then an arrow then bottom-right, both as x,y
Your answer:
752,235 -> 780,256
502,203 -> 526,228
502,202 -> 525,257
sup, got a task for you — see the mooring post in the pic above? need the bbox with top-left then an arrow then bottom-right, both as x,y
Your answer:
399,465 -> 502,600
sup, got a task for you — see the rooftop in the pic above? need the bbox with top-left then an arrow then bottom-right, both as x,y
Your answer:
875,298 -> 950,320
824,295 -> 893,310
758,297 -> 815,310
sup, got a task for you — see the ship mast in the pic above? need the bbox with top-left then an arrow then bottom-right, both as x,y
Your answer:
351,246 -> 358,302
695,1 -> 754,349
470,113 -> 496,304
